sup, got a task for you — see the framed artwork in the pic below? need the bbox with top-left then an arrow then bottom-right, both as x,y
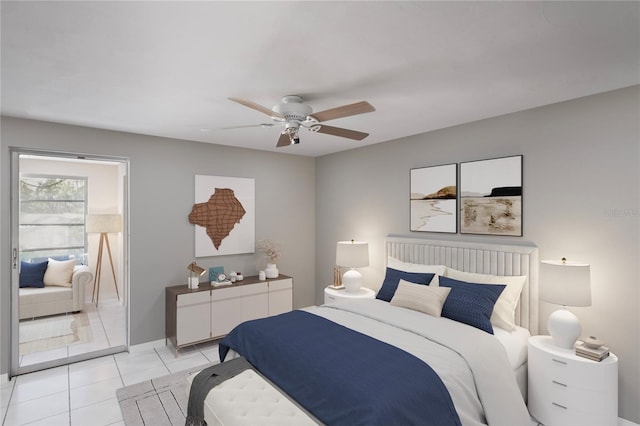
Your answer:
189,175 -> 255,257
460,155 -> 522,236
410,163 -> 457,233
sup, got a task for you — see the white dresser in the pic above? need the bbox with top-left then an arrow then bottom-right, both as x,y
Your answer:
166,275 -> 293,350
528,335 -> 618,426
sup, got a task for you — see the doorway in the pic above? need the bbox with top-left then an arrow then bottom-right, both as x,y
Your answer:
10,149 -> 129,376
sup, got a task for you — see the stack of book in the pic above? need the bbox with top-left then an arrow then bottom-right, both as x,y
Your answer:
575,343 -> 610,362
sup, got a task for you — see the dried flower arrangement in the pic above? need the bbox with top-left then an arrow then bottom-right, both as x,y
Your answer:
257,239 -> 281,263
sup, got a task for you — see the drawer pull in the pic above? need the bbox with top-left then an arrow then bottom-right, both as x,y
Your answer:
552,380 -> 567,387
552,358 -> 567,365
552,402 -> 568,410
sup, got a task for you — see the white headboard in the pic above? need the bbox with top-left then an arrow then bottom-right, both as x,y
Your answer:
386,236 -> 539,334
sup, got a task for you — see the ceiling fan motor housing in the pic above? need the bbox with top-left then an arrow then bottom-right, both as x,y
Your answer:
273,95 -> 312,122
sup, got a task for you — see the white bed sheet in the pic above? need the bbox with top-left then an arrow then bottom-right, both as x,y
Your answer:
494,325 -> 530,371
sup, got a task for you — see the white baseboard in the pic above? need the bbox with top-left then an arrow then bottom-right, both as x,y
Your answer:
0,373 -> 8,385
620,418 -> 640,426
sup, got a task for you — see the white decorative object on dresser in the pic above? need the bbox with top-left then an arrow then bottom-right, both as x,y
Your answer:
166,275 -> 293,350
528,335 -> 618,426
324,286 -> 374,304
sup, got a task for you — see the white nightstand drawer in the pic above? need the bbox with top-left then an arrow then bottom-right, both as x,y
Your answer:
537,396 -> 615,426
324,286 -> 375,304
543,380 -> 607,408
541,353 -> 615,392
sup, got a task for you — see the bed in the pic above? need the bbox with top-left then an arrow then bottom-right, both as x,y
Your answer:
186,236 -> 539,426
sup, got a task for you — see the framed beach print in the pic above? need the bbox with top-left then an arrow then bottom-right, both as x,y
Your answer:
460,155 -> 522,236
189,175 -> 255,257
410,163 -> 457,233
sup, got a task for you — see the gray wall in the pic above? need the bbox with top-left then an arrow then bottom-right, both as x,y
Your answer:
315,86 -> 639,422
0,118 -> 316,372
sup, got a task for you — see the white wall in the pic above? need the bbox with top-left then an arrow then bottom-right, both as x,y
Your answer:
315,86 -> 640,422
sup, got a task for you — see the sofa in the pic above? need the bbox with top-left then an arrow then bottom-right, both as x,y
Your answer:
19,259 -> 94,320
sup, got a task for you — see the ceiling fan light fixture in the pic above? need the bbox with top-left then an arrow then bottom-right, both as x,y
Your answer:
284,127 -> 300,145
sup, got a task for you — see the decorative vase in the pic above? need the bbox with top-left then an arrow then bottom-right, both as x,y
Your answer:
265,263 -> 279,278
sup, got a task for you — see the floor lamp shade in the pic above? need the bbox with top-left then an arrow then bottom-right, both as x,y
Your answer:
336,240 -> 369,293
86,214 -> 122,305
540,259 -> 591,349
86,214 -> 122,234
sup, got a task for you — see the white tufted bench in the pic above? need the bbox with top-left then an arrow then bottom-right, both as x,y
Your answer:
187,368 -> 318,425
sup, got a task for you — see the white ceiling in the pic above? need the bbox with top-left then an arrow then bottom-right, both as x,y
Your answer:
2,1 -> 638,157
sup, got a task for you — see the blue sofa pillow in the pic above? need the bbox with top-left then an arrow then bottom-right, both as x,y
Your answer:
19,261 -> 48,288
376,268 -> 435,302
439,276 -> 505,334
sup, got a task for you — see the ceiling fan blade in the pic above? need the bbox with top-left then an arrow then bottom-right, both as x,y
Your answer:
220,123 -> 274,130
228,97 -> 285,119
276,132 -> 291,147
310,101 -> 375,122
315,125 -> 369,141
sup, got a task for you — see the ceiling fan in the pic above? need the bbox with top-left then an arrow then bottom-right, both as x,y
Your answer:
227,96 -> 375,147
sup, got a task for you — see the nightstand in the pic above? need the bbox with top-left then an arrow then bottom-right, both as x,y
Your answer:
324,286 -> 375,304
528,335 -> 618,426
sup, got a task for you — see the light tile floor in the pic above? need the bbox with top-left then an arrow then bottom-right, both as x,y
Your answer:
2,339 -> 220,426
19,296 -> 126,368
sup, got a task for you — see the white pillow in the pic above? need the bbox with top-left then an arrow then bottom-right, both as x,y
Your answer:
43,258 -> 76,287
444,267 -> 526,331
387,257 -> 446,285
390,279 -> 451,317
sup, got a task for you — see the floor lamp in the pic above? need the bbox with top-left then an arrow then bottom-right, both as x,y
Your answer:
86,214 -> 122,306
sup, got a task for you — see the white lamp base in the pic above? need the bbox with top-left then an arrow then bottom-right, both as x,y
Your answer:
188,276 -> 200,289
548,307 -> 581,349
342,268 -> 362,293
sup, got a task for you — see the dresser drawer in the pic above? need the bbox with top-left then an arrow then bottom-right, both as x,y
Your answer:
211,286 -> 242,301
269,278 -> 292,292
241,282 -> 268,296
176,290 -> 210,307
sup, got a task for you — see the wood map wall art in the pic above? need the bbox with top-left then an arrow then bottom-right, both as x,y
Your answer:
189,175 -> 255,257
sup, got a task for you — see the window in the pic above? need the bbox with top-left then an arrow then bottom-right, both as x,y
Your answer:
19,175 -> 88,263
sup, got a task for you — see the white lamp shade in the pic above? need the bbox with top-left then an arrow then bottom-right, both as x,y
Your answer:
86,214 -> 122,234
540,259 -> 591,307
336,241 -> 369,268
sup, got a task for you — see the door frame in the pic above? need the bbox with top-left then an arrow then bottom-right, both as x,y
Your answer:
10,148 -> 130,377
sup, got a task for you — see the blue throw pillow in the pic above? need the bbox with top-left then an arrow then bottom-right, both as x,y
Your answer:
376,268 -> 435,302
19,261 -> 48,288
439,276 -> 505,334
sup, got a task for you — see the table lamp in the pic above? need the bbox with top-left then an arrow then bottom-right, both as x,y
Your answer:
187,262 -> 206,289
336,240 -> 369,293
540,258 -> 591,349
